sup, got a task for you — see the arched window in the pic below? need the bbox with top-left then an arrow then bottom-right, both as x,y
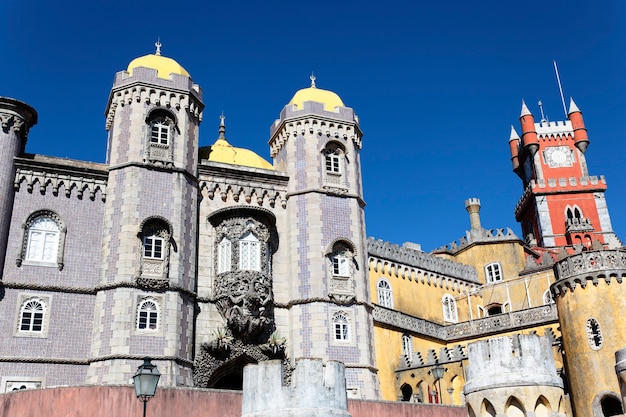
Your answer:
217,237 -> 232,273
543,289 -> 554,305
322,142 -> 346,186
332,311 -> 350,341
585,317 -> 603,350
19,298 -> 45,332
485,262 -> 503,283
377,279 -> 393,308
145,110 -> 176,165
239,232 -> 260,271
18,210 -> 66,270
138,217 -> 171,280
442,294 -> 458,323
486,303 -> 503,316
402,334 -> 413,364
137,298 -> 159,331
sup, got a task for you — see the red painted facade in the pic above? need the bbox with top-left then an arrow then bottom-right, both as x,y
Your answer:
0,386 -> 467,417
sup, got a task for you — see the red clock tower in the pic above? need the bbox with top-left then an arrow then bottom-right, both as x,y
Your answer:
509,99 -> 621,250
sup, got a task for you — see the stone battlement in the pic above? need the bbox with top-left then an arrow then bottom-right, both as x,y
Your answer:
534,119 -> 572,136
434,227 -> 519,254
552,249 -> 626,296
242,359 -> 352,417
464,334 -> 562,394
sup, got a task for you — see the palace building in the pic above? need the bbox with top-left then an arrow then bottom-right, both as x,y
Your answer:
1,47 -> 625,417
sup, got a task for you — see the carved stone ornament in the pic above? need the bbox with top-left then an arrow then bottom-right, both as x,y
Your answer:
213,217 -> 274,339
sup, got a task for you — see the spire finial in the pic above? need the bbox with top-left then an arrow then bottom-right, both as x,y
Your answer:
155,38 -> 162,56
538,100 -> 547,123
310,72 -> 316,88
218,113 -> 226,139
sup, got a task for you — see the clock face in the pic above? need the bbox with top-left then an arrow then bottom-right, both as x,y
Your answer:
544,146 -> 573,168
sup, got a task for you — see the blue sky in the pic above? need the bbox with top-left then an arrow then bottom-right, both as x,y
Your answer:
3,0 -> 625,251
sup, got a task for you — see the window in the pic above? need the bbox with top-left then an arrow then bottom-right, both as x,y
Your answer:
485,262 -> 503,283
322,142 -> 346,186
217,237 -> 232,273
332,253 -> 349,277
19,298 -> 45,332
26,217 -> 59,263
402,334 -> 413,364
585,317 -> 603,350
543,289 -> 554,305
377,279 -> 393,308
17,211 -> 66,270
442,294 -> 458,323
137,298 -> 159,331
150,119 -> 170,145
143,235 -> 164,259
333,311 -> 350,341
239,232 -> 260,271
486,303 -> 503,316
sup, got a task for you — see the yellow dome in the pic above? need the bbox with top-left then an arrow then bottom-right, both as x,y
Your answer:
127,54 -> 190,79
288,86 -> 345,111
206,138 -> 274,170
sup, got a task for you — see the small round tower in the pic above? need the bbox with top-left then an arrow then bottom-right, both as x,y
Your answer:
464,334 -> 566,417
553,250 -> 626,416
0,97 -> 37,276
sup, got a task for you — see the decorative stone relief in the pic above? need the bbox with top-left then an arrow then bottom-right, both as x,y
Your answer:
14,168 -> 107,202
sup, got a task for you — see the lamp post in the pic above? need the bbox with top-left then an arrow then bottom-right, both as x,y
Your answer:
429,360 -> 446,404
133,357 -> 160,417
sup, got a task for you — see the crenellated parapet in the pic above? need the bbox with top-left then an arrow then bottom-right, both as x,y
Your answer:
465,334 -> 563,393
534,120 -> 574,139
269,102 -> 362,158
552,249 -> 626,296
434,227 -> 520,254
13,156 -> 108,201
242,358 -> 352,417
368,238 -> 478,285
514,176 -> 607,219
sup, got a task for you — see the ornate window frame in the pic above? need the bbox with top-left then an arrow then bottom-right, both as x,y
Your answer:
217,237 -> 232,273
17,210 -> 66,270
144,108 -> 177,166
331,310 -> 352,345
377,278 -> 393,308
402,334 -> 413,365
136,296 -> 162,333
585,317 -> 603,350
442,294 -> 458,323
14,294 -> 52,338
326,239 -> 357,304
239,232 -> 261,271
137,217 -> 172,287
322,141 -> 346,188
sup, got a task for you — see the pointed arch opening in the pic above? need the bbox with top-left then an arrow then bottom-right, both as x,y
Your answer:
506,396 -> 525,417
481,399 -> 496,417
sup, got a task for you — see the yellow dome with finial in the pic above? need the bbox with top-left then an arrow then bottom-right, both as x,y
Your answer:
200,115 -> 274,170
127,41 -> 190,79
288,75 -> 345,111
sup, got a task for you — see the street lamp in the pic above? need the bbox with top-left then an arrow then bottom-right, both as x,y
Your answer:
133,357 -> 160,417
428,360 -> 447,404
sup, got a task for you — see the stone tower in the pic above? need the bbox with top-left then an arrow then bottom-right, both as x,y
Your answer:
509,99 -> 620,250
86,46 -> 204,386
553,250 -> 626,417
268,78 -> 379,399
0,98 -> 37,277
464,335 -> 566,417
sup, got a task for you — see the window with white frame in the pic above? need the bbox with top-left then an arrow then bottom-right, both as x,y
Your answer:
325,150 -> 340,173
332,311 -> 350,341
377,279 -> 393,308
217,237 -> 232,273
150,119 -> 170,145
25,217 -> 60,263
239,232 -> 260,271
543,289 -> 554,305
332,253 -> 349,277
19,298 -> 45,333
143,234 -> 164,259
402,334 -> 413,364
137,298 -> 159,331
322,143 -> 346,186
442,294 -> 458,323
485,262 -> 503,283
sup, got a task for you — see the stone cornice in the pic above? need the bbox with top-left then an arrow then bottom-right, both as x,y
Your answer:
367,238 -> 478,284
14,155 -> 108,202
552,249 -> 626,296
0,97 -> 38,140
